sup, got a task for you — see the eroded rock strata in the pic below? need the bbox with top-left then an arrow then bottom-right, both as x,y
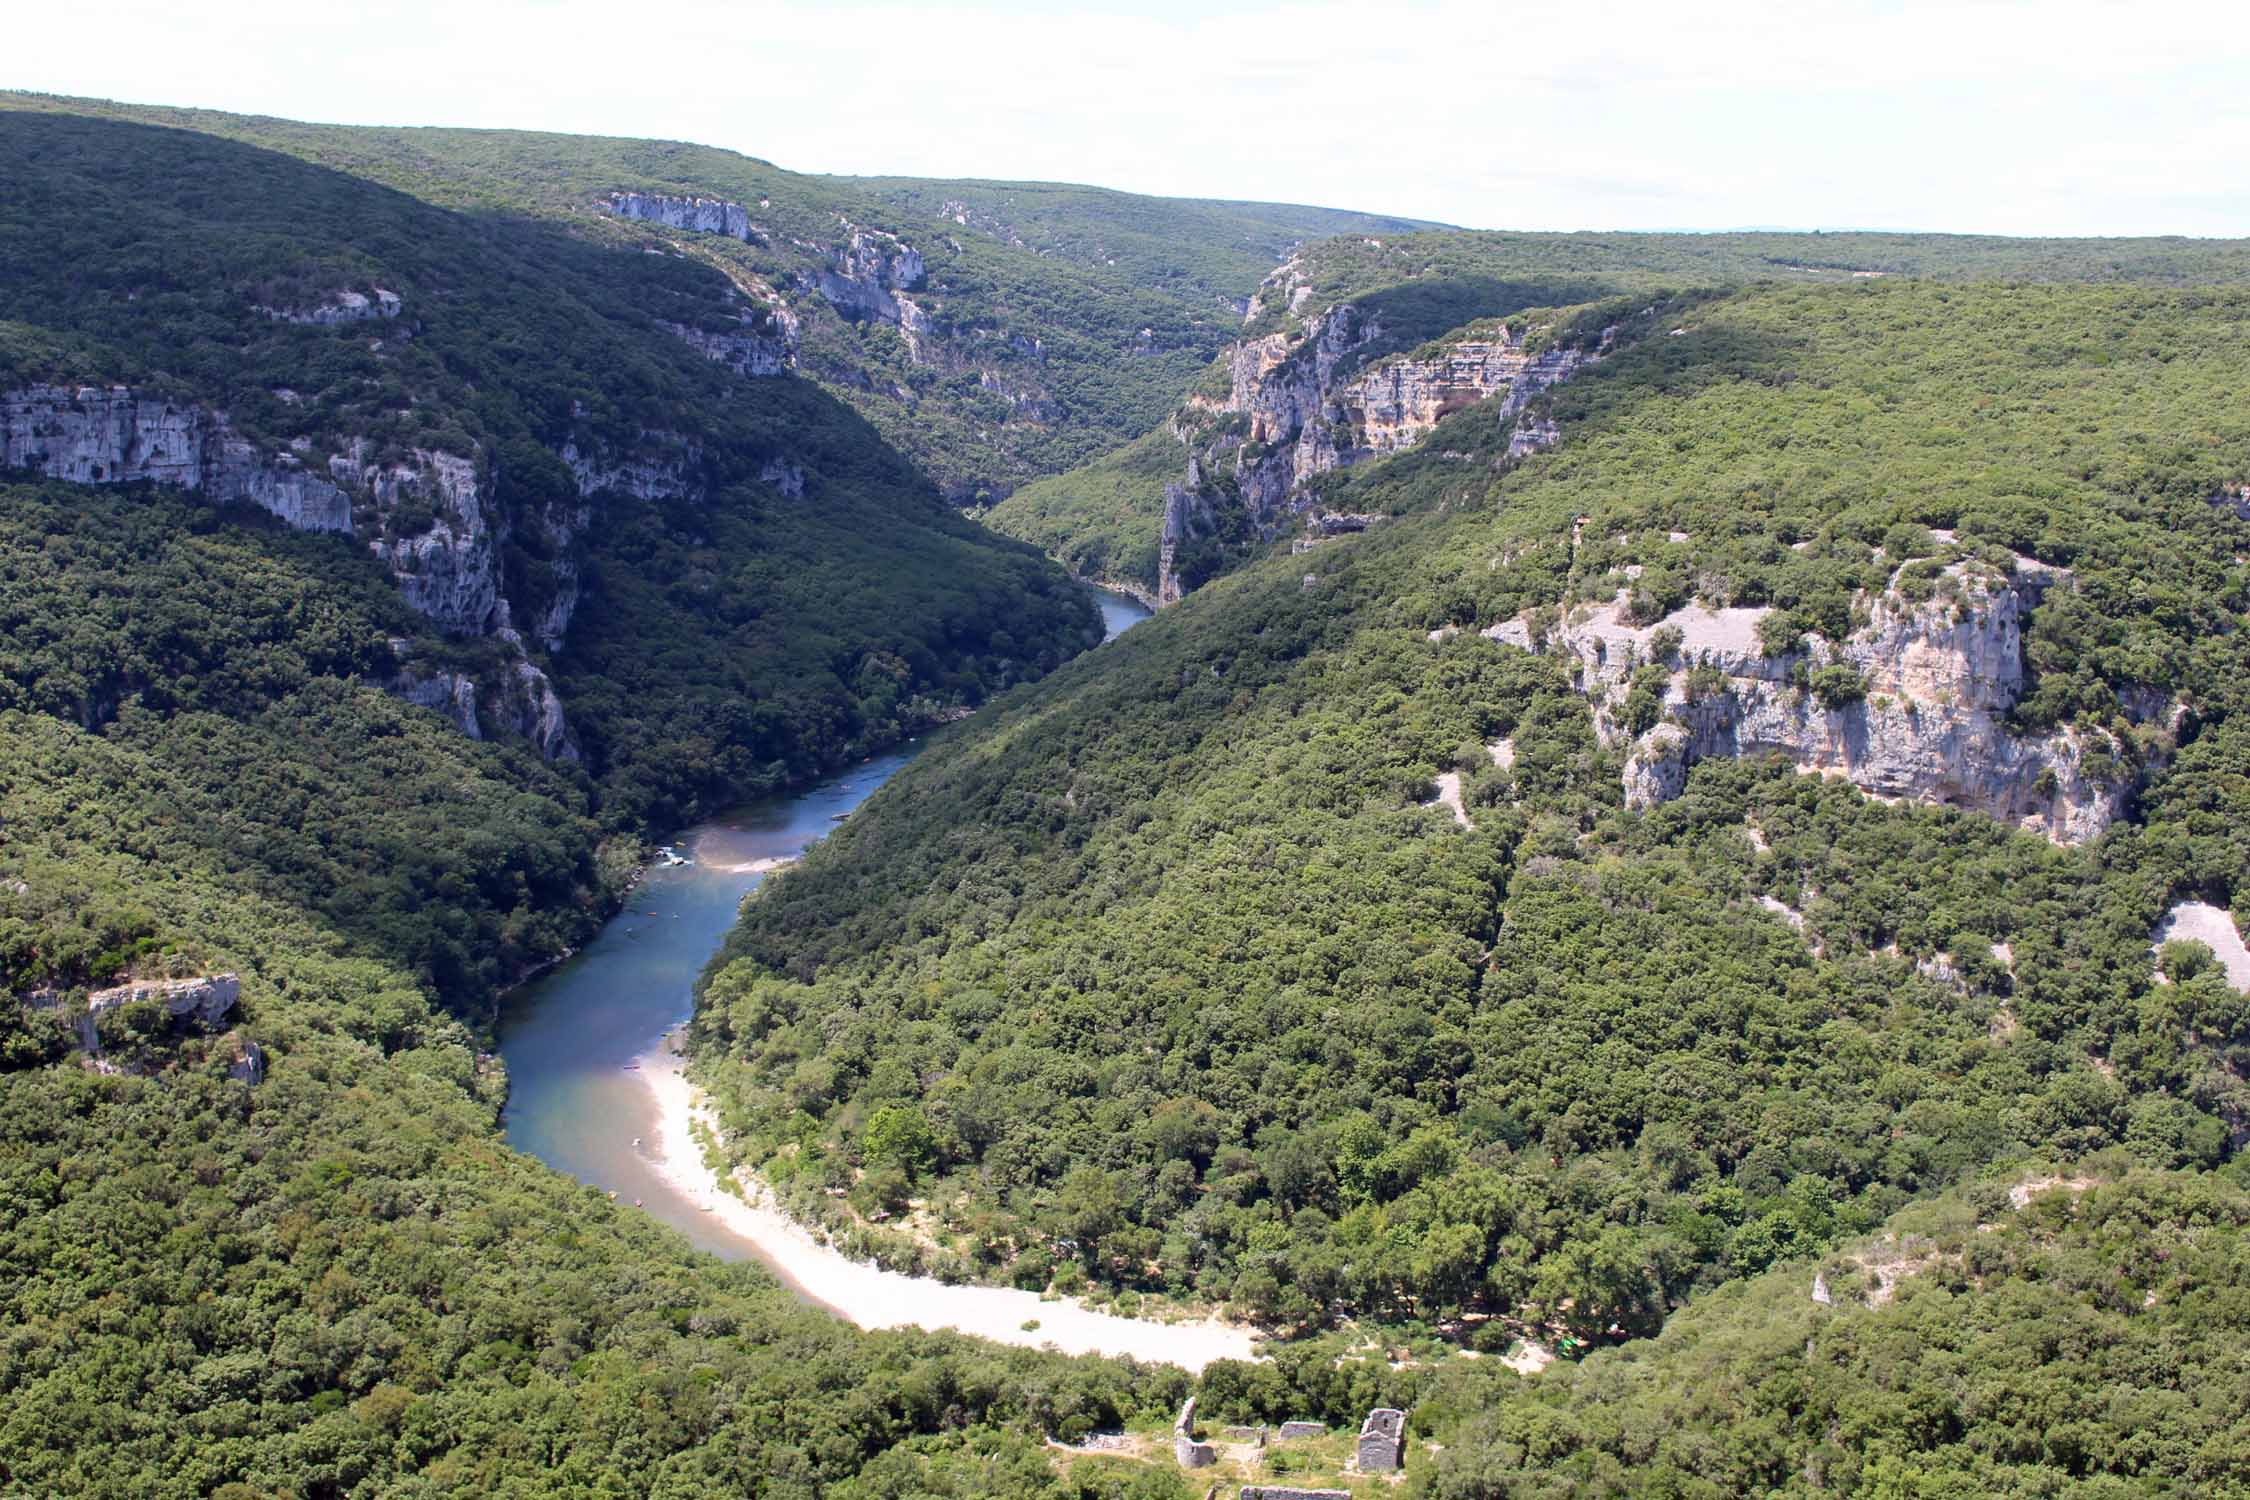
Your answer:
1475,557 -> 2155,843
1158,313 -> 1601,602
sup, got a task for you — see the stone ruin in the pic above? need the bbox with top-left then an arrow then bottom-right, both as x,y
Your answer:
1242,1489 -> 1350,1500
1275,1421 -> 1326,1441
1356,1408 -> 1405,1473
1174,1396 -> 1216,1469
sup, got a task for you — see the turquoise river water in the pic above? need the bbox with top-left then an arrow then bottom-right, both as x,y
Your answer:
497,586 -> 1151,1286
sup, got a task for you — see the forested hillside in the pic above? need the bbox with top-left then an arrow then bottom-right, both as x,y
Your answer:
704,279 -> 2250,1348
988,226 -> 2250,598
0,102 -> 1101,826
834,176 -> 1443,311
0,102 -> 1243,1497
0,674 -> 1194,1497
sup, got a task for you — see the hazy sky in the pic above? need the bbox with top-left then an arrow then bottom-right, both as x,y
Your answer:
12,0 -> 2248,235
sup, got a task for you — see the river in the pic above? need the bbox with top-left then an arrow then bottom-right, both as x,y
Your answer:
494,587 -> 1252,1367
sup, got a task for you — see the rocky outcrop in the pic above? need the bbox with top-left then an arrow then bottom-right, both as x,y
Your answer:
759,457 -> 806,499
808,229 -> 928,336
3,384 -> 354,532
387,657 -> 483,739
1154,313 -> 1601,602
660,279 -> 799,377
4,382 -> 804,761
491,645 -> 579,763
1480,558 -> 2151,844
662,316 -> 794,377
87,973 -> 240,1027
386,642 -> 575,761
559,434 -> 701,503
256,287 -> 401,325
345,446 -> 505,635
3,384 -> 607,755
605,191 -> 761,243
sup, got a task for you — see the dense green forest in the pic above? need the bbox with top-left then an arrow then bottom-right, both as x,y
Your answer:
703,279 -> 2250,1343
0,703 -> 1196,1497
987,225 -> 2250,596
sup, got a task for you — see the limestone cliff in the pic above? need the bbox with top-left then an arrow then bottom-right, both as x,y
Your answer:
2,384 -> 355,532
1476,557 -> 2154,844
86,972 -> 241,1027
1155,310 -> 1602,602
806,228 -> 930,339
255,287 -> 402,325
0,382 -> 702,760
605,191 -> 761,243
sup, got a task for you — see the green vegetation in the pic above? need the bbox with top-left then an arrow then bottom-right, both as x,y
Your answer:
700,280 -> 2250,1343
837,175 -> 1443,311
988,225 -> 2250,597
3,91 -> 1406,502
0,474 -> 1206,1494
17,88 -> 2250,1497
0,483 -> 613,1012
1415,1170 -> 2250,1497
0,104 -> 1102,824
974,421 -> 1183,592
0,705 -> 1197,1496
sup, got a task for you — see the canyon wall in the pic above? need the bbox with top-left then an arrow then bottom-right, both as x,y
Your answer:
1156,311 -> 1602,602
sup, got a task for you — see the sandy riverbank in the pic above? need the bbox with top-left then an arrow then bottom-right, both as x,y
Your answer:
707,855 -> 796,876
638,1038 -> 1258,1370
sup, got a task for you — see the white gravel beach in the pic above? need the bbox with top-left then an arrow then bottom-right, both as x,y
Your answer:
638,1039 -> 1259,1370
2154,901 -> 2250,990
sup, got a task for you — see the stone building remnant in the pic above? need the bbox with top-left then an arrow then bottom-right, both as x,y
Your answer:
1174,1396 -> 1216,1468
1356,1407 -> 1405,1472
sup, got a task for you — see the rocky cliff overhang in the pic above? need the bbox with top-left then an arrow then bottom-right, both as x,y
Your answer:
1465,556 -> 2162,845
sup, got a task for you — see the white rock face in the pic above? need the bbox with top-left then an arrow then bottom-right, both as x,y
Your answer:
5,383 -> 800,762
2,384 -> 354,532
495,656 -> 579,763
1482,560 -> 2148,844
388,659 -> 483,739
86,973 -> 240,1026
663,317 -> 794,377
3,384 -> 592,755
256,287 -> 401,325
810,229 -> 928,333
2154,902 -> 2250,990
606,191 -> 758,242
759,457 -> 807,499
343,447 -> 504,635
1156,311 -> 1601,603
